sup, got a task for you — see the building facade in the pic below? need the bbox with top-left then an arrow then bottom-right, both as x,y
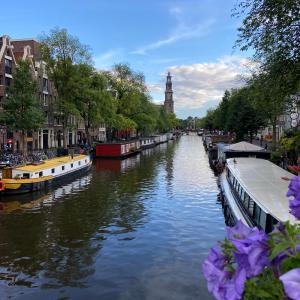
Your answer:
164,72 -> 174,114
0,35 -> 107,152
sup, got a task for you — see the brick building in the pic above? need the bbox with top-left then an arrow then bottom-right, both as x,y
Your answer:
0,35 -> 104,151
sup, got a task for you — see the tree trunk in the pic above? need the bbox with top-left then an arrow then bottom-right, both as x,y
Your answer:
22,130 -> 28,156
63,127 -> 68,150
272,119 -> 277,151
85,123 -> 91,146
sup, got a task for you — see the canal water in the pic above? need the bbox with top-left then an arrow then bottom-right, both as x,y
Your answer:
0,135 -> 226,300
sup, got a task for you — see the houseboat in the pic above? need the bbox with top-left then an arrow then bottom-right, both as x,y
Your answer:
220,157 -> 297,233
153,134 -> 168,145
211,141 -> 270,174
0,154 -> 91,195
95,140 -> 141,158
140,137 -> 156,150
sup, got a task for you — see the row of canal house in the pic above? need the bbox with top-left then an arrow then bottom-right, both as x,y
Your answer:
0,35 -> 106,152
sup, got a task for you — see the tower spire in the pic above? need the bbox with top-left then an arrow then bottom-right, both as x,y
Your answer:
164,72 -> 174,113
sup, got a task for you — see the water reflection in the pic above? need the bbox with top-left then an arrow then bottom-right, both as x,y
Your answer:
0,137 -> 225,299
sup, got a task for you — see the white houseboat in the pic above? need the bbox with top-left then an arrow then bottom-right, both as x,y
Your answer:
220,157 -> 297,232
0,154 -> 92,195
140,137 -> 156,150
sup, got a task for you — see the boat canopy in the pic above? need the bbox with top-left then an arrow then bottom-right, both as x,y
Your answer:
225,141 -> 264,152
227,157 -> 298,224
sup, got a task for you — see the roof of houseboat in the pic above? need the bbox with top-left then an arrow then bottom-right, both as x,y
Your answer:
225,141 -> 264,152
14,154 -> 89,172
227,157 -> 298,224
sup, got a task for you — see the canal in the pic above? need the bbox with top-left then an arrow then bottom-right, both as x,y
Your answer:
0,135 -> 226,299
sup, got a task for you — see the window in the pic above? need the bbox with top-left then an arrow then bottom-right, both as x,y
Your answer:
23,173 -> 30,179
5,59 -> 12,74
43,78 -> 48,92
0,75 -> 3,85
71,163 -> 73,168
78,161 -> 81,166
248,198 -> 255,216
5,77 -> 11,87
243,194 -> 250,209
51,168 -> 55,174
254,204 -> 261,225
39,171 -> 43,177
43,94 -> 48,106
62,166 -> 65,171
85,159 -> 87,163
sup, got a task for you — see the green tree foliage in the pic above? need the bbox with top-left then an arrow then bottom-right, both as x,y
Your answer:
40,27 -> 92,148
1,61 -> 44,154
226,88 -> 265,141
234,0 -> 300,63
200,88 -> 266,141
72,64 -> 117,144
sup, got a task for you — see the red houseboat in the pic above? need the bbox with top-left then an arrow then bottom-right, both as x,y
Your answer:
95,140 -> 141,158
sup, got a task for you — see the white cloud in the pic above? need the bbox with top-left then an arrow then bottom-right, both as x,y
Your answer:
132,4 -> 215,55
133,20 -> 214,55
160,56 -> 252,114
94,49 -> 123,69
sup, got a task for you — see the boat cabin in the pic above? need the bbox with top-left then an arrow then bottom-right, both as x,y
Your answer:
224,158 -> 297,232
2,155 -> 90,180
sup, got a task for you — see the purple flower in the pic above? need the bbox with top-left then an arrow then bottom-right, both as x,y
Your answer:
202,259 -> 228,300
289,196 -> 300,219
202,246 -> 227,299
286,176 -> 300,198
227,221 -> 270,277
224,268 -> 246,300
226,220 -> 252,240
280,268 -> 300,300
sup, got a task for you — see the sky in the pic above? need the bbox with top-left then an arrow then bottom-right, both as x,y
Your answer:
1,0 -> 251,119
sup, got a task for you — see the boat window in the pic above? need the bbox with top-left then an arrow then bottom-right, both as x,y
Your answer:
248,198 -> 255,216
259,210 -> 267,230
78,161 -> 81,166
22,173 -> 30,179
71,163 -> 73,168
51,168 -> 55,174
254,203 -> 261,225
85,159 -> 87,163
62,166 -> 65,171
239,187 -> 244,199
39,171 -> 43,177
243,194 -> 250,208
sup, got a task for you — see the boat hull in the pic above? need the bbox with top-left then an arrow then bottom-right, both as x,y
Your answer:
2,161 -> 92,196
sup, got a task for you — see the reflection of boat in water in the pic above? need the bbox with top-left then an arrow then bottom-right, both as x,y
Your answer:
1,154 -> 91,195
96,155 -> 140,173
219,157 -> 297,233
0,173 -> 92,213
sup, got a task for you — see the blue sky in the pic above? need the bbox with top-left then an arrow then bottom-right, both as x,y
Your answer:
1,0 -> 250,118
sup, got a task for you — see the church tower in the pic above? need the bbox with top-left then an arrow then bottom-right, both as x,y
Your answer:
164,72 -> 174,114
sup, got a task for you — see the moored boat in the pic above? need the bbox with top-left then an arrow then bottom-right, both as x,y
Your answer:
95,140 -> 141,159
0,154 -> 91,195
140,137 -> 156,150
219,157 -> 297,232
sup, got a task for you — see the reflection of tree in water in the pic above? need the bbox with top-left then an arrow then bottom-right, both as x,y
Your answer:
0,141 -> 177,290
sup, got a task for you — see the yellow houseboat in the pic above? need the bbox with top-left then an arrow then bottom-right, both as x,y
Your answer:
0,154 -> 92,195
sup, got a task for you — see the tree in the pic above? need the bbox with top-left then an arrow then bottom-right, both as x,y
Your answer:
234,0 -> 300,64
0,61 -> 44,155
40,27 -> 92,148
73,64 -> 116,144
226,88 -> 264,142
